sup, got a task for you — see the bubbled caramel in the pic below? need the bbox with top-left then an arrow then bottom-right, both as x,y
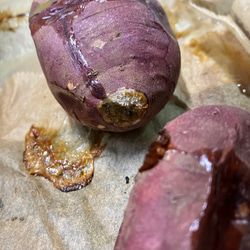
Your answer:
23,125 -> 105,192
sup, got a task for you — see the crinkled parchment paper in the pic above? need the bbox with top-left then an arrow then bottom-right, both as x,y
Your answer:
0,0 -> 250,249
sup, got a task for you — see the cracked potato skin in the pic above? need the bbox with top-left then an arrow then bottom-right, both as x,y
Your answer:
29,0 -> 180,132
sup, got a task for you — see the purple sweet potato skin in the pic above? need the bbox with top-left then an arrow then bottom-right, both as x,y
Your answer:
115,105 -> 250,250
29,0 -> 180,132
166,105 -> 250,164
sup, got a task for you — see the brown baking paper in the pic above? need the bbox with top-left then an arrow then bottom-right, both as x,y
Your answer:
0,72 -> 185,249
1,0 -> 250,249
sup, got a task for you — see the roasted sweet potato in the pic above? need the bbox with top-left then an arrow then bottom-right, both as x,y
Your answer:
29,0 -> 180,132
115,105 -> 250,250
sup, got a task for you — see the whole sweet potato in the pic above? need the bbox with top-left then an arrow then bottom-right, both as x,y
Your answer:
29,0 -> 180,132
115,105 -> 250,250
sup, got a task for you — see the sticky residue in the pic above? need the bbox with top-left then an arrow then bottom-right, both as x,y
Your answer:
0,9 -> 28,32
139,129 -> 170,172
23,125 -> 105,192
98,88 -> 148,128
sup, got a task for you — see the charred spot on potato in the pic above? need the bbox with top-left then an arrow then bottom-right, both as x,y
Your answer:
115,32 -> 121,38
109,31 -> 122,41
23,125 -> 105,192
97,88 -> 148,128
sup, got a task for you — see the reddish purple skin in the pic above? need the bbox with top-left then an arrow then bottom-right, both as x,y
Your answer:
115,105 -> 250,250
29,0 -> 180,132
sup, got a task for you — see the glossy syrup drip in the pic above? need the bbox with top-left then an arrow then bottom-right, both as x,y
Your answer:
29,0 -> 106,99
140,129 -> 250,249
62,13 -> 106,99
237,82 -> 250,98
139,129 -> 170,172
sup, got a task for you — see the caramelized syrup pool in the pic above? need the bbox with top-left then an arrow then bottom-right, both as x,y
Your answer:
0,9 -> 28,32
23,125 -> 105,192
